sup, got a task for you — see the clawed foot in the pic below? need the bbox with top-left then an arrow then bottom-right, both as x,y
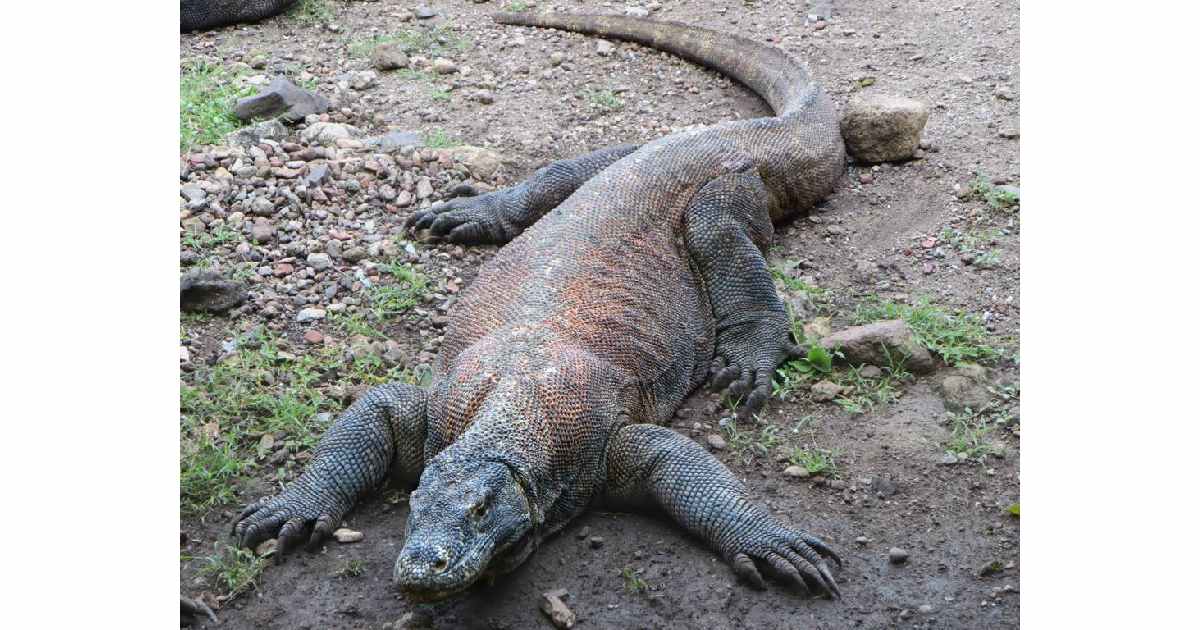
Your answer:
232,487 -> 349,559
727,520 -> 843,599
708,320 -> 802,415
405,185 -> 521,244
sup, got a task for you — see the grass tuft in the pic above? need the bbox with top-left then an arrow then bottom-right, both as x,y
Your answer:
199,545 -> 266,600
179,61 -> 254,152
854,296 -> 999,365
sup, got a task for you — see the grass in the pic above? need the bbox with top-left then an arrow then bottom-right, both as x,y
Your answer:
423,128 -> 460,148
587,89 -> 625,112
854,296 -> 1000,366
940,227 -> 1003,269
179,61 -> 255,151
621,567 -> 649,594
289,0 -> 334,25
721,419 -> 784,465
785,445 -> 841,477
969,176 -> 1019,209
430,87 -> 452,102
334,559 -> 366,578
505,1 -> 530,11
367,261 -> 430,320
331,310 -> 386,339
182,224 -> 242,253
348,26 -> 469,58
199,544 -> 266,600
944,407 -> 1001,461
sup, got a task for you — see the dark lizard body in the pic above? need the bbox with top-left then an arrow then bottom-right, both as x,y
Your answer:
180,0 -> 296,32
234,13 -> 847,601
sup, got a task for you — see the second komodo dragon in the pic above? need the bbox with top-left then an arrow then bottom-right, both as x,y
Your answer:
234,12 -> 848,601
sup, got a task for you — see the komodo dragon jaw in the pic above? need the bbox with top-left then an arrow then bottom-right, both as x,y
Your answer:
394,458 -> 537,602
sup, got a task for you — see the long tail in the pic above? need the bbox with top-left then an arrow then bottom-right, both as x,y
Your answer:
492,12 -> 816,116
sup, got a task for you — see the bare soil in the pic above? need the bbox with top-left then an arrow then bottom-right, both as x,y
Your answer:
180,1 -> 1020,628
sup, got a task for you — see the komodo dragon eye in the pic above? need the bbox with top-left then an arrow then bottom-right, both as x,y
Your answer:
468,496 -> 490,520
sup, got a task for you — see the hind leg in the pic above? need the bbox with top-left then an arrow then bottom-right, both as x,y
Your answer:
685,162 -> 800,415
406,143 -> 638,245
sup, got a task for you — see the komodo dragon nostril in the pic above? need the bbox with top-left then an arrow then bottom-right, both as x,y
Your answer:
432,557 -> 449,573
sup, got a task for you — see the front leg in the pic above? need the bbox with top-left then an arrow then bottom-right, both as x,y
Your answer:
605,424 -> 841,598
406,143 -> 639,244
233,382 -> 427,555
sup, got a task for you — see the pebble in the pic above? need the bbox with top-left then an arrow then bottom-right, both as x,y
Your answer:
539,589 -> 576,629
296,307 -> 326,323
783,465 -> 810,478
859,365 -> 883,379
855,536 -> 869,545
307,252 -> 333,270
549,51 -> 565,66
918,604 -> 935,614
596,40 -> 615,56
432,58 -> 459,74
349,70 -> 378,90
706,433 -> 727,450
888,547 -> 910,564
414,6 -> 436,19
333,528 -> 364,543
250,219 -> 275,243
304,330 -> 324,344
588,536 -> 605,549
810,380 -> 843,402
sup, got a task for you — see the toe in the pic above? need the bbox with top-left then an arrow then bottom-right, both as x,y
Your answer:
731,552 -> 766,590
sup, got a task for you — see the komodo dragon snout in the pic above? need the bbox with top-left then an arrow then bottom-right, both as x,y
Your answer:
394,459 -> 535,601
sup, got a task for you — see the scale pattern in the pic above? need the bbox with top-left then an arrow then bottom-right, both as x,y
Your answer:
180,0 -> 297,32
232,12 -> 847,600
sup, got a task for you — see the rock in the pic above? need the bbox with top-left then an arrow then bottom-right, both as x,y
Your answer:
447,145 -> 504,180
918,604 -> 935,614
307,252 -> 333,270
819,320 -> 936,374
625,7 -> 650,18
371,43 -> 411,70
333,528 -> 364,543
549,51 -> 566,66
180,185 -> 206,204
304,329 -> 324,344
432,58 -> 458,74
994,86 -> 1014,101
250,219 -> 275,243
181,270 -> 246,313
539,589 -> 576,629
588,536 -> 605,549
978,560 -> 1004,577
301,122 -> 362,146
384,610 -> 433,629
937,374 -> 991,413
706,434 -> 727,450
803,317 -> 833,341
414,6 -> 436,19
343,246 -> 368,263
596,40 -> 615,56
234,77 -> 330,123
998,128 -> 1019,139
415,177 -> 434,199
888,547 -> 909,565
810,380 -> 843,402
365,129 -> 425,153
840,94 -> 930,163
954,362 -> 989,383
859,365 -> 883,379
349,70 -> 378,90
304,163 -> 331,187
296,307 -> 326,323
854,536 -> 869,545
472,89 -> 496,104
255,539 -> 277,557
783,465 -> 810,478
227,119 -> 288,146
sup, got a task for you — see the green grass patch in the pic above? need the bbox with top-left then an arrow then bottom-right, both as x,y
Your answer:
854,296 -> 1000,366
721,419 -> 784,466
334,558 -> 367,578
969,176 -> 1019,209
182,224 -> 242,253
422,128 -> 460,148
505,1 -> 530,11
785,445 -> 841,477
367,261 -> 430,320
587,89 -> 624,112
944,408 -> 1001,461
348,26 -> 469,58
940,227 -> 1003,269
289,0 -> 333,25
199,544 -> 266,600
180,61 -> 255,152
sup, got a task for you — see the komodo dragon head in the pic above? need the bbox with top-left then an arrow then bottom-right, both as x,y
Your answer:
392,444 -> 539,601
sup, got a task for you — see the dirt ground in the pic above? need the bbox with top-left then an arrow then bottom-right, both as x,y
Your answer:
179,1 -> 1020,628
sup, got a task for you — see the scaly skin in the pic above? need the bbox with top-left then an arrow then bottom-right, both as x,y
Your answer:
180,0 -> 297,32
233,13 -> 846,601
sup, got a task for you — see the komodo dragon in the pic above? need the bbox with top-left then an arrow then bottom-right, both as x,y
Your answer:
181,0 -> 297,33
233,12 -> 848,601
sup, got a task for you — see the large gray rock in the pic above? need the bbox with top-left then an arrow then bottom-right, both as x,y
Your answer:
840,94 -> 930,163
819,319 -> 936,374
180,270 -> 246,314
234,77 -> 330,123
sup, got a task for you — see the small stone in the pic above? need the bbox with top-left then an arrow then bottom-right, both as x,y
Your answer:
783,465 -> 810,478
307,252 -> 333,270
255,539 -> 278,557
994,87 -> 1014,101
859,172 -> 873,185
706,434 -> 727,450
596,40 -> 615,56
978,560 -> 1004,577
803,317 -> 833,341
416,177 -> 434,199
539,589 -> 576,629
371,43 -> 411,70
859,365 -> 883,379
819,320 -> 935,374
414,6 -> 436,19
588,536 -> 604,549
180,185 -> 206,204
549,51 -> 565,66
386,610 -> 433,629
333,528 -> 364,543
472,90 -> 496,104
432,58 -> 458,74
301,122 -> 361,146
250,219 -> 275,243
342,246 -> 368,263
855,536 -> 869,545
349,70 -> 378,90
998,128 -> 1020,139
304,330 -> 324,344
296,307 -> 326,323
840,94 -> 931,163
889,547 -> 909,565
918,604 -> 935,614
810,380 -> 843,402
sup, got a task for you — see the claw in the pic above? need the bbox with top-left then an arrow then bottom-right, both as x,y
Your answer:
763,552 -> 813,597
731,552 -> 766,590
799,533 -> 843,569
